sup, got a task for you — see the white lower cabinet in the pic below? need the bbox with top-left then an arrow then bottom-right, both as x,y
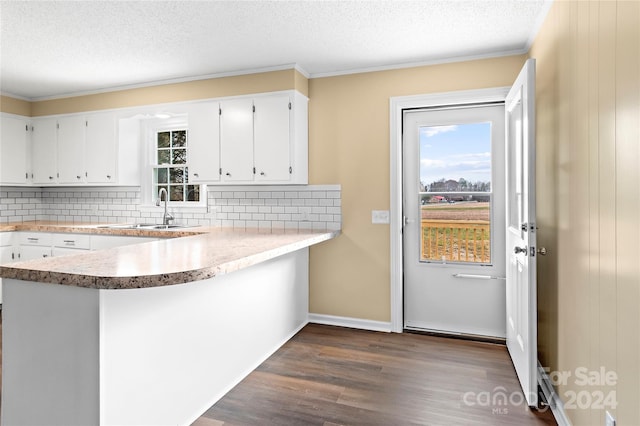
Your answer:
52,233 -> 91,257
0,232 -> 16,304
1,231 -> 159,303
19,245 -> 52,261
18,232 -> 53,260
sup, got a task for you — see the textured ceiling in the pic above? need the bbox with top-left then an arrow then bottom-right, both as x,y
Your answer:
0,0 -> 551,100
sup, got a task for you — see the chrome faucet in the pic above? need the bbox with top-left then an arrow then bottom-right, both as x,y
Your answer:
156,188 -> 174,225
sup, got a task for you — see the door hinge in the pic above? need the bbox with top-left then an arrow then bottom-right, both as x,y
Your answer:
219,168 -> 222,175
85,120 -> 88,127
289,166 -> 292,174
25,124 -> 28,131
288,102 -> 292,110
252,105 -> 255,113
530,246 -> 536,257
253,167 -> 256,174
219,108 -> 222,116
25,172 -> 28,179
56,123 -> 60,129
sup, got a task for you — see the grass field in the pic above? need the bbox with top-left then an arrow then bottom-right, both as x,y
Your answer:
421,201 -> 490,221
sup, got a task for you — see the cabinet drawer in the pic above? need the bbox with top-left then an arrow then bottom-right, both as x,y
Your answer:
19,232 -> 52,246
52,233 -> 91,250
52,247 -> 89,257
0,232 -> 13,246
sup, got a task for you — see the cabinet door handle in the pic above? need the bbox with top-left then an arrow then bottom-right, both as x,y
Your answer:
49,176 -> 53,180
76,175 -> 81,180
260,172 -> 265,176
193,173 -> 199,178
43,254 -> 49,258
226,172 -> 231,176
106,175 -> 111,179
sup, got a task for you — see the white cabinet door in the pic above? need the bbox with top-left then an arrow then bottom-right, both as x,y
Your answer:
31,117 -> 58,184
0,245 -> 14,264
85,112 -> 117,184
19,245 -> 52,260
57,115 -> 86,184
254,95 -> 291,182
0,115 -> 30,185
220,98 -> 254,182
187,102 -> 220,183
0,244 -> 15,305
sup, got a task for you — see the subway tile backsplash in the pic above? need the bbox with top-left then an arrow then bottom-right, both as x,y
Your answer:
0,185 -> 341,231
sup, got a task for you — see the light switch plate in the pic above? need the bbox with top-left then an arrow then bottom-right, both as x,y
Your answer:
371,210 -> 390,224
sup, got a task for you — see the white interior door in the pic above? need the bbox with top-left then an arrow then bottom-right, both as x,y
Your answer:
505,58 -> 537,407
403,104 -> 506,338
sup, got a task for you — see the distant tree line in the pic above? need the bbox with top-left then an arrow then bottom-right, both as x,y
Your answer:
422,178 -> 491,192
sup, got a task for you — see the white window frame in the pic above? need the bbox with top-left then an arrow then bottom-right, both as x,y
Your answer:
141,116 -> 206,209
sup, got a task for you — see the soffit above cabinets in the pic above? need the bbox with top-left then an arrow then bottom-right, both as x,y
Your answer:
0,0 -> 551,101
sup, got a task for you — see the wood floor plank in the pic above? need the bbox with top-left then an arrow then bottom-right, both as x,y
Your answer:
0,315 -> 555,424
199,324 -> 556,425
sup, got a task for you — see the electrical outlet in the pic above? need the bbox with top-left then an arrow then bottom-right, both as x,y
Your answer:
605,411 -> 616,426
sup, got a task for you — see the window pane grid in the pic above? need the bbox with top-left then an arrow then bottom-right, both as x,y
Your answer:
154,129 -> 198,203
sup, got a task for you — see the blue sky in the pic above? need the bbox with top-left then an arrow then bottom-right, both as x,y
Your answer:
419,122 -> 492,186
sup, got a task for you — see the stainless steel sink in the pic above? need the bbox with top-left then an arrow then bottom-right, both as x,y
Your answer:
97,223 -> 196,230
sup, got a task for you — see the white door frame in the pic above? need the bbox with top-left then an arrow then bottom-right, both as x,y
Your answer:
389,87 -> 510,333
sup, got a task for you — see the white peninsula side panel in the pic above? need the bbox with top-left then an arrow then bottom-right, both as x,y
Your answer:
1,248 -> 309,426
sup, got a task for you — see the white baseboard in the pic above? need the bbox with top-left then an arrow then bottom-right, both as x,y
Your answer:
308,313 -> 392,333
538,361 -> 571,426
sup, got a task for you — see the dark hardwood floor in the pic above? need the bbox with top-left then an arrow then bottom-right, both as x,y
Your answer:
195,324 -> 556,426
0,314 -> 555,425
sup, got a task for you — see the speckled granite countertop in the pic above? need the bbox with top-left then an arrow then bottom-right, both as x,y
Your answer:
0,221 -> 339,290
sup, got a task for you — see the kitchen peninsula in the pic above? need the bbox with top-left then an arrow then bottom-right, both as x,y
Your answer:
0,222 -> 338,426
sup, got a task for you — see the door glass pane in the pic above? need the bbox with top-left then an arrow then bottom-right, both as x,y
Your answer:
507,97 -> 523,231
419,122 -> 492,264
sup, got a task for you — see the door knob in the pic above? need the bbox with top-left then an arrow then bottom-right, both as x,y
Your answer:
514,246 -> 527,254
537,247 -> 547,255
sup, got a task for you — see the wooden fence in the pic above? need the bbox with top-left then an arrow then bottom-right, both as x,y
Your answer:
421,219 -> 491,263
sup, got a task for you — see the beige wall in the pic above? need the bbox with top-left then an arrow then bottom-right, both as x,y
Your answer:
307,55 -> 527,321
0,95 -> 31,116
0,69 -> 305,116
531,1 -> 640,424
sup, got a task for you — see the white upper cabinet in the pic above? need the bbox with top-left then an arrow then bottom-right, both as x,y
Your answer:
57,115 -> 86,184
0,114 -> 31,185
85,112 -> 117,184
186,102 -> 220,183
31,117 -> 58,184
218,91 -> 308,185
220,98 -> 254,183
21,90 -> 307,188
254,94 -> 291,182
